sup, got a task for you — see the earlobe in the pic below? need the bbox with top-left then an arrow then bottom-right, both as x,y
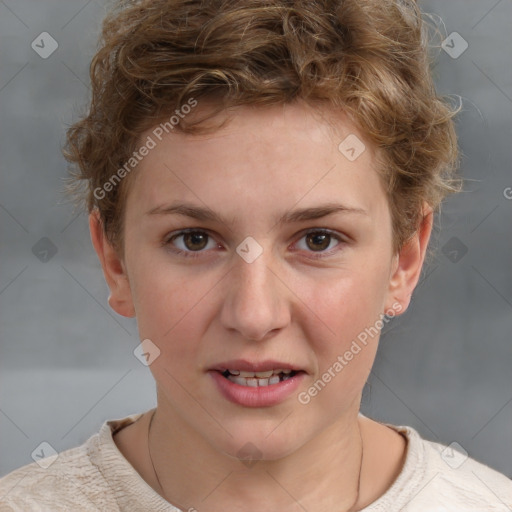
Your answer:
385,205 -> 433,315
89,209 -> 136,318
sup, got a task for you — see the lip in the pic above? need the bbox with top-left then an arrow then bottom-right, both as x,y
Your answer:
208,368 -> 307,408
209,359 -> 305,373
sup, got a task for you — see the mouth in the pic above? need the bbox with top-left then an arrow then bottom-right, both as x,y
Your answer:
208,360 -> 307,407
219,368 -> 300,387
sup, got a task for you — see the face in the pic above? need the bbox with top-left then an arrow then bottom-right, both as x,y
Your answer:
92,100 -> 429,461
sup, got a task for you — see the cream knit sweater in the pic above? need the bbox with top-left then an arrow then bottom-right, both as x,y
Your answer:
1,410 -> 511,511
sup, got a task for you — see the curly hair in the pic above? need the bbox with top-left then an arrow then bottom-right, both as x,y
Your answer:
61,0 -> 462,259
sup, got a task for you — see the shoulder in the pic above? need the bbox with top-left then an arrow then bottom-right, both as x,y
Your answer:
0,434 -> 117,512
0,446 -> 93,512
362,418 -> 512,511
0,413 -> 145,512
417,435 -> 512,510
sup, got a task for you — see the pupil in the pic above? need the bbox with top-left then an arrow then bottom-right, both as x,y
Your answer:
185,232 -> 207,251
307,233 -> 329,251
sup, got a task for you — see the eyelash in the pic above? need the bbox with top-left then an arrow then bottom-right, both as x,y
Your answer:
162,228 -> 346,260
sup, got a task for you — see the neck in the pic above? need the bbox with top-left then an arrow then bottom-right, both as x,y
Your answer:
147,399 -> 366,512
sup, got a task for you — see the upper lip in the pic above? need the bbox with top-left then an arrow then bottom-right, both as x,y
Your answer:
209,359 -> 305,373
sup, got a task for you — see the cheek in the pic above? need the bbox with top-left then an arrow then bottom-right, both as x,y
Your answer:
302,264 -> 389,340
129,257 -> 217,362
295,274 -> 385,415
296,263 -> 390,383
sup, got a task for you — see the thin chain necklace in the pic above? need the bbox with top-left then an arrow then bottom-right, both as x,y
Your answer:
147,410 -> 170,503
147,409 -> 364,511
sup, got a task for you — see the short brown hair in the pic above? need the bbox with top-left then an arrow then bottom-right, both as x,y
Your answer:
62,0 -> 461,258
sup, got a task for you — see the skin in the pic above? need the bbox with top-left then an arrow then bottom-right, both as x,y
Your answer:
90,99 -> 432,511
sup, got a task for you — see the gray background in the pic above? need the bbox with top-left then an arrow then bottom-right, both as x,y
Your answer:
1,0 -> 511,484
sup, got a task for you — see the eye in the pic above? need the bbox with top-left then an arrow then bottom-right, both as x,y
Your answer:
163,229 -> 219,258
163,228 -> 346,259
294,229 -> 344,258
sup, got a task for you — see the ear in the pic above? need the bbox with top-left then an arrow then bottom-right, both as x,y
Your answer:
89,209 -> 136,318
384,204 -> 433,315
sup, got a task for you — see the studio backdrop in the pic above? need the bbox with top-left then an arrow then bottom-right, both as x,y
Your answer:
0,0 -> 511,479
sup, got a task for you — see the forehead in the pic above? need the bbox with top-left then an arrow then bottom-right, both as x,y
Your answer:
124,101 -> 387,224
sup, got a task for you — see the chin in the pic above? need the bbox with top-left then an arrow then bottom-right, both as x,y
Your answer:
208,424 -> 309,464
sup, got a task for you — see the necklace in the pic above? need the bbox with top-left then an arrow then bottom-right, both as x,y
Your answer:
147,410 -> 169,502
147,409 -> 364,511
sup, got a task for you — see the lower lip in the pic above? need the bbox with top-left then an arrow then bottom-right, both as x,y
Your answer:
209,371 -> 306,408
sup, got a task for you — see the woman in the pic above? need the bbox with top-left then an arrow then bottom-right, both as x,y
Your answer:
1,0 -> 511,510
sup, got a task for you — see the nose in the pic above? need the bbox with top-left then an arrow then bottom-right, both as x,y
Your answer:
220,245 -> 291,342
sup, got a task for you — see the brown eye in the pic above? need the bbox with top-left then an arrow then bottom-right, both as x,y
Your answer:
182,232 -> 209,251
165,230 -> 217,257
294,229 -> 344,258
305,232 -> 331,251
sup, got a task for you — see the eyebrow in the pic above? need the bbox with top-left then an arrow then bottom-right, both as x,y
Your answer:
146,201 -> 368,227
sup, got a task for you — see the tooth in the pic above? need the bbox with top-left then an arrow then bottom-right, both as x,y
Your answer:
258,378 -> 269,386
282,369 -> 292,374
228,369 -> 240,375
255,370 -> 274,378
239,371 -> 256,378
231,376 -> 247,386
269,375 -> 280,385
246,378 -> 258,387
